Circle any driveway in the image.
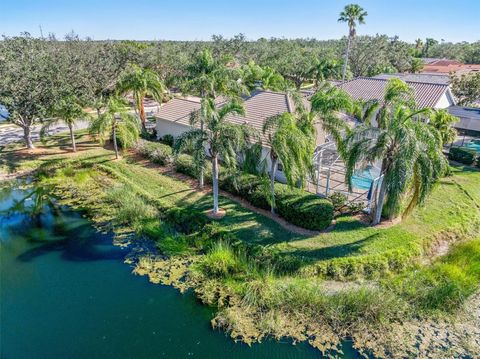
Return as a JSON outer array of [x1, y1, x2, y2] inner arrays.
[[0, 120, 90, 146]]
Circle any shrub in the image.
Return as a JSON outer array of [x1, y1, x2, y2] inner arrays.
[[135, 139, 173, 165], [448, 146, 477, 165], [219, 172, 262, 198], [247, 183, 333, 230], [276, 188, 334, 231], [161, 134, 174, 147], [328, 192, 348, 212], [173, 154, 214, 183]]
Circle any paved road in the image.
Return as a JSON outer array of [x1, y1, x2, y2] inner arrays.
[[0, 120, 90, 146]]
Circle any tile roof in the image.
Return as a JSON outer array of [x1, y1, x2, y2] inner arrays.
[[447, 106, 480, 132], [372, 73, 450, 85], [154, 90, 295, 143], [337, 77, 450, 108]]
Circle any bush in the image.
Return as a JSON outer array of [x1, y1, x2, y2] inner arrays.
[[448, 146, 477, 165], [135, 139, 173, 165], [173, 154, 214, 183], [219, 172, 262, 198], [161, 134, 174, 147], [248, 183, 333, 230]]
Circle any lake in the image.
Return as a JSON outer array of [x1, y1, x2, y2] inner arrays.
[[0, 180, 362, 359]]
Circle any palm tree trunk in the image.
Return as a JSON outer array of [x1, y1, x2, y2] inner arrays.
[[212, 155, 219, 214], [341, 34, 352, 82], [199, 120, 205, 189], [139, 98, 146, 132], [68, 123, 77, 152], [373, 175, 386, 225], [23, 125, 34, 149], [270, 157, 278, 214], [112, 122, 119, 160]]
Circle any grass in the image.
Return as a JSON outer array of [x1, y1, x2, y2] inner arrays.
[[3, 132, 480, 356], [3, 132, 480, 279]]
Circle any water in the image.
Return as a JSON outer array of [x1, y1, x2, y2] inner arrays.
[[464, 139, 480, 153], [351, 166, 380, 191], [0, 181, 362, 359]]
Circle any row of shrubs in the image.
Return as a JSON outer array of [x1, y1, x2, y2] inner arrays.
[[135, 139, 334, 230], [448, 146, 480, 168], [172, 150, 334, 231]]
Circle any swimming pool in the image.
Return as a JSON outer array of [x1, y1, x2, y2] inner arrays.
[[464, 139, 480, 153], [351, 166, 380, 191]]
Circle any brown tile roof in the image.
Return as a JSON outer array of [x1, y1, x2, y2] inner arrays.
[[154, 90, 295, 143], [337, 77, 450, 108]]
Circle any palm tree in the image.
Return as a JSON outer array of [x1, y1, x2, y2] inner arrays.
[[89, 97, 140, 159], [309, 58, 342, 86], [338, 4, 368, 82], [41, 95, 85, 152], [262, 110, 315, 214], [414, 38, 424, 50], [409, 58, 424, 73], [429, 109, 458, 146], [309, 83, 355, 153], [174, 98, 251, 215], [117, 64, 167, 132], [352, 78, 415, 128], [344, 95, 446, 225], [183, 48, 247, 189]]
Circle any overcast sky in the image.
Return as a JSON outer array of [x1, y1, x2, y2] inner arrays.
[[3, 0, 479, 43]]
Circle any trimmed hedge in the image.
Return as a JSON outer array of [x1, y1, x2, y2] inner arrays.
[[219, 173, 262, 198], [135, 139, 173, 165], [174, 154, 213, 182], [248, 183, 333, 231], [172, 154, 334, 231], [449, 146, 477, 165]]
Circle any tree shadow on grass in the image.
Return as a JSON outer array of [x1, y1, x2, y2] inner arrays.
[[288, 233, 382, 261]]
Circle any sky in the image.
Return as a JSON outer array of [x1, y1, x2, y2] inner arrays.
[[2, 0, 479, 43]]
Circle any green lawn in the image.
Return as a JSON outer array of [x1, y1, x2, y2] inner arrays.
[[2, 132, 480, 278]]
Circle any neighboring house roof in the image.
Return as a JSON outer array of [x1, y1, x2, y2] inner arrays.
[[448, 106, 480, 132], [337, 77, 452, 108], [372, 73, 450, 85], [154, 90, 295, 143], [422, 62, 480, 75]]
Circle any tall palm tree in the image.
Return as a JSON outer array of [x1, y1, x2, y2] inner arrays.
[[117, 64, 167, 132], [89, 97, 140, 159], [183, 48, 247, 189], [41, 95, 85, 152], [174, 98, 251, 215], [344, 103, 446, 225], [409, 58, 424, 73], [338, 4, 368, 82], [262, 111, 315, 214], [429, 109, 458, 146]]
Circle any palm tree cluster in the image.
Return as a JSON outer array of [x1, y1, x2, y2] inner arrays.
[[343, 79, 448, 224]]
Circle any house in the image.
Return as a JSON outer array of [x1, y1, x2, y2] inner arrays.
[[372, 73, 450, 85], [154, 90, 328, 182], [420, 59, 480, 75], [447, 106, 480, 137], [336, 77, 455, 109]]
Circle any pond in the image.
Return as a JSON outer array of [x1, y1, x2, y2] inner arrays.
[[0, 180, 363, 359]]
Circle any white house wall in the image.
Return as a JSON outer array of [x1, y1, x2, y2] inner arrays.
[[156, 118, 190, 139], [434, 91, 455, 109]]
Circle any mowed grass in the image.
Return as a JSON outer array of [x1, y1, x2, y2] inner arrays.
[[4, 132, 480, 274], [277, 166, 480, 262]]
